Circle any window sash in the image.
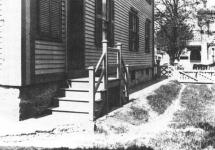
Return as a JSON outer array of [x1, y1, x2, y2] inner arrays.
[[145, 19, 151, 53], [129, 9, 139, 52]]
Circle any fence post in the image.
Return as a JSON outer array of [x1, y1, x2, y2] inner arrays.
[[88, 66, 95, 122], [156, 60, 161, 78]]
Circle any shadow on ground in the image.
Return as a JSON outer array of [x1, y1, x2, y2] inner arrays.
[[0, 146, 154, 150], [129, 78, 166, 95], [197, 122, 215, 149]]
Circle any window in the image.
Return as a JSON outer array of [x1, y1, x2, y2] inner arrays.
[[129, 8, 139, 52], [180, 56, 189, 60], [145, 19, 151, 53], [38, 0, 62, 41], [95, 0, 114, 47], [146, 0, 151, 5]]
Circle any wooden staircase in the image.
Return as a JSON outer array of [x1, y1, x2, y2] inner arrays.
[[50, 41, 129, 122], [52, 77, 119, 117]]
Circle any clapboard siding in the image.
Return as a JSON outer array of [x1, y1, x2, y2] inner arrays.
[[34, 0, 66, 75], [84, 0, 153, 67]]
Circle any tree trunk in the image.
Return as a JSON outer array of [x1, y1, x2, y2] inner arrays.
[[169, 56, 175, 66]]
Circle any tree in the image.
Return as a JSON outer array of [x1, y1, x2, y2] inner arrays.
[[155, 0, 203, 65]]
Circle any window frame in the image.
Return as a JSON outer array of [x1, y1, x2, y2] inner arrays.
[[37, 0, 62, 42], [129, 8, 139, 52], [145, 18, 151, 53]]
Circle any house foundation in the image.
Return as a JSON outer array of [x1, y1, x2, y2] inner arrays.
[[0, 81, 64, 122], [129, 67, 154, 87], [0, 87, 20, 122]]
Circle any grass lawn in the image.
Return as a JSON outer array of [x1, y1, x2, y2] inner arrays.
[[147, 80, 182, 114], [150, 84, 215, 150]]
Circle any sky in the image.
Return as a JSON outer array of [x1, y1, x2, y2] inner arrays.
[[206, 0, 215, 8]]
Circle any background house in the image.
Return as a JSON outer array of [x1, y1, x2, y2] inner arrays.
[[183, 0, 215, 69], [0, 0, 154, 122]]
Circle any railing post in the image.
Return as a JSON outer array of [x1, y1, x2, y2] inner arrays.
[[125, 64, 130, 101], [102, 40, 109, 113], [116, 43, 122, 80], [116, 43, 122, 105], [88, 66, 95, 122]]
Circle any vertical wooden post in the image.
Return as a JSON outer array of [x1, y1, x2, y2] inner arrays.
[[102, 40, 109, 113], [101, 0, 108, 112], [125, 64, 130, 102], [88, 66, 95, 122], [116, 43, 122, 105], [102, 0, 107, 41], [116, 43, 122, 79]]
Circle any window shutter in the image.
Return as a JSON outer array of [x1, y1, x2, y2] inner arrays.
[[39, 0, 50, 37], [38, 0, 62, 41], [95, 0, 103, 47], [50, 0, 62, 40], [136, 15, 139, 51], [145, 20, 148, 52], [145, 19, 151, 53], [129, 11, 133, 51]]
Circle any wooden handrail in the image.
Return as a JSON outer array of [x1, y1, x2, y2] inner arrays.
[[95, 69, 105, 92], [88, 42, 130, 121], [107, 47, 119, 52], [121, 73, 127, 85], [95, 52, 105, 73], [122, 60, 129, 80]]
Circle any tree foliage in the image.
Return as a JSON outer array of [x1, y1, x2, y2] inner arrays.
[[155, 0, 204, 65]]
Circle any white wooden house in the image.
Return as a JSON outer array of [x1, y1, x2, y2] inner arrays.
[[0, 0, 154, 122]]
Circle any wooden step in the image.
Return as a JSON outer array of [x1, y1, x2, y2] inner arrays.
[[68, 77, 118, 82], [58, 101, 90, 112], [56, 97, 103, 103], [62, 85, 104, 92], [56, 97, 89, 103], [64, 89, 102, 100], [51, 106, 89, 114]]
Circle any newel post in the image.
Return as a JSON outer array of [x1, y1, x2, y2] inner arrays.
[[88, 66, 95, 122], [116, 43, 122, 106], [116, 43, 122, 80], [102, 40, 109, 113]]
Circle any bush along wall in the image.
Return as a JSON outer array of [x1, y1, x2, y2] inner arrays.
[[147, 80, 182, 114]]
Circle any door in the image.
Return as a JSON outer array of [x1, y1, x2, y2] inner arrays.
[[67, 0, 85, 74]]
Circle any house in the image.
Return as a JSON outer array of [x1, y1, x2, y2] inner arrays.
[[184, 0, 215, 69], [0, 0, 154, 122], [154, 47, 170, 66]]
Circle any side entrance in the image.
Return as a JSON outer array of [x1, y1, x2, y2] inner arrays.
[[66, 0, 86, 78]]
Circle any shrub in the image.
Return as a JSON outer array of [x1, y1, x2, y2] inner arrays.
[[147, 80, 182, 114]]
